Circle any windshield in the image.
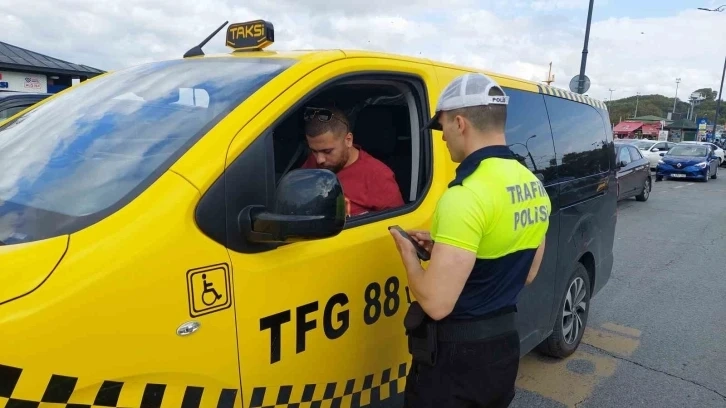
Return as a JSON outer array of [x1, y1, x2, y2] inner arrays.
[[0, 57, 294, 245], [667, 145, 709, 157], [631, 140, 655, 149]]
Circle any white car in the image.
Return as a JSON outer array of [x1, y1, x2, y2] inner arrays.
[[628, 140, 678, 170], [678, 141, 725, 166]]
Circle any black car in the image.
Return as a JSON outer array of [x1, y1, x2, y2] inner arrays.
[[0, 91, 51, 121], [615, 142, 651, 201]]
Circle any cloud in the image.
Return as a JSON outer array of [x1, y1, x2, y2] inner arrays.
[[1, 0, 725, 102]]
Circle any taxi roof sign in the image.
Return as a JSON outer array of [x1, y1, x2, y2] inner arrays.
[[226, 20, 275, 51]]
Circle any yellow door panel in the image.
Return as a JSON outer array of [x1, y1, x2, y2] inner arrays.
[[0, 171, 241, 408], [222, 58, 449, 407], [0, 235, 68, 304]]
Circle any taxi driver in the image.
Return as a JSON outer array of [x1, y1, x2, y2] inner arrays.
[[299, 106, 404, 217]]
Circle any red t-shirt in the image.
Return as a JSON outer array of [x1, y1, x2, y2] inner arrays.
[[301, 148, 405, 217]]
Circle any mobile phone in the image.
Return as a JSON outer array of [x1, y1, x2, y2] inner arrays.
[[388, 225, 431, 261]]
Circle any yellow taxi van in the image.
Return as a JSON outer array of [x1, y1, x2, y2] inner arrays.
[[0, 20, 616, 408]]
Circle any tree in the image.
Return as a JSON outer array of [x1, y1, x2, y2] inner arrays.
[[693, 88, 718, 100], [605, 92, 725, 126]]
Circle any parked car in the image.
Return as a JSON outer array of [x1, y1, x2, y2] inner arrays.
[[678, 141, 725, 166], [626, 139, 678, 170], [0, 91, 51, 121], [615, 143, 651, 201], [656, 143, 719, 182]]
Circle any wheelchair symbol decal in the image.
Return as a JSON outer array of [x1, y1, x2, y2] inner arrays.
[[186, 263, 232, 317], [201, 273, 223, 306]]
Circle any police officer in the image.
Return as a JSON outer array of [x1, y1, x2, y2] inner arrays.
[[389, 72, 551, 408]]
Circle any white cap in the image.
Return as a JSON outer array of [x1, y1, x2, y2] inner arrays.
[[425, 72, 509, 131]]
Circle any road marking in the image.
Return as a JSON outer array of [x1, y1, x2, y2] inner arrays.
[[582, 327, 640, 357], [674, 185, 683, 189], [687, 183, 694, 186], [516, 349, 617, 408], [516, 322, 642, 407], [600, 322, 642, 338]]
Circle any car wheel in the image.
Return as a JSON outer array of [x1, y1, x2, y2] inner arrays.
[[656, 175, 663, 182], [636, 177, 650, 201], [712, 165, 718, 179], [537, 264, 591, 358]]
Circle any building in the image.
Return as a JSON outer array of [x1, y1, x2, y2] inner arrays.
[[613, 114, 673, 140], [664, 119, 698, 142], [630, 115, 671, 125], [0, 41, 104, 94], [613, 121, 663, 139]]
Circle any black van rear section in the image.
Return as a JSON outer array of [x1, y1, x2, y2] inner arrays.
[[544, 95, 616, 303], [504, 85, 616, 356]]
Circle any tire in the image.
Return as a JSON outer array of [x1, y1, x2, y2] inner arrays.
[[537, 264, 591, 358], [635, 177, 650, 201], [711, 165, 718, 179], [655, 175, 663, 182]]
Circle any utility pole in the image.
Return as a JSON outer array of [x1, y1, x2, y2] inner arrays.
[[672, 78, 681, 113], [697, 6, 726, 136], [713, 56, 725, 136], [577, 0, 595, 94], [634, 92, 640, 118]]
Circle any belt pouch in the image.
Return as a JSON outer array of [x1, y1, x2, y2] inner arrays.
[[404, 302, 437, 367]]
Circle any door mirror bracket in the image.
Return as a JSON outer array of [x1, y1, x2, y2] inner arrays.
[[239, 169, 346, 244]]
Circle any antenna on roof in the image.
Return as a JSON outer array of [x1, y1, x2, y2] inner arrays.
[[183, 21, 229, 58], [544, 62, 555, 85]]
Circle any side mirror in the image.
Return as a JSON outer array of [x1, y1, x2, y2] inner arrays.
[[239, 169, 346, 244], [659, 152, 665, 157]]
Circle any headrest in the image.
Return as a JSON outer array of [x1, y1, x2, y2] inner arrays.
[[353, 106, 398, 156]]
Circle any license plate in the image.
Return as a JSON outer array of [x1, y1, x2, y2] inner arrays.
[[671, 174, 686, 178]]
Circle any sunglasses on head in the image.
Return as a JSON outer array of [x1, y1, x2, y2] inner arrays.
[[304, 107, 335, 122], [303, 107, 349, 131]]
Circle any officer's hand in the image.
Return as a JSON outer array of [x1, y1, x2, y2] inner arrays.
[[408, 230, 434, 253], [389, 229, 417, 261]]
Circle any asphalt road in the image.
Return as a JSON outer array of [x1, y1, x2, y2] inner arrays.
[[511, 174, 726, 408]]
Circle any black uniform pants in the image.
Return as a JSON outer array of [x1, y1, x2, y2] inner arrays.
[[403, 330, 520, 408]]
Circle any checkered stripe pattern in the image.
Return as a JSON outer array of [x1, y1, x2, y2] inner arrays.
[[0, 364, 238, 408], [537, 84, 608, 110], [247, 363, 409, 408]]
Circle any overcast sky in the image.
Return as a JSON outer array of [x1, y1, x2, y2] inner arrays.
[[2, 0, 726, 101]]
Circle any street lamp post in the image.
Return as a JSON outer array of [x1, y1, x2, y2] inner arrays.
[[509, 135, 538, 172], [673, 78, 681, 113], [577, 0, 595, 94], [698, 5, 726, 11], [713, 57, 726, 137], [698, 5, 726, 136], [634, 92, 640, 117]]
